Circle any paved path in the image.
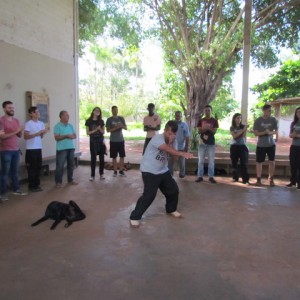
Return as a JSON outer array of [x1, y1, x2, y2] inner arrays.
[[1, 165, 300, 299]]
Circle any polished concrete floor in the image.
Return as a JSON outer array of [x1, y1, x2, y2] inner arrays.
[[1, 166, 300, 300]]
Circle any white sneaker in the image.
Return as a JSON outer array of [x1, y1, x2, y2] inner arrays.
[[1, 194, 8, 201], [89, 177, 95, 181], [100, 175, 105, 180], [12, 190, 28, 196], [130, 220, 140, 227]]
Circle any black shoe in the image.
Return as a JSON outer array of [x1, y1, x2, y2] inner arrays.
[[119, 170, 127, 177], [242, 180, 251, 185], [209, 177, 217, 184], [195, 177, 203, 183], [30, 187, 43, 192], [286, 182, 295, 187]]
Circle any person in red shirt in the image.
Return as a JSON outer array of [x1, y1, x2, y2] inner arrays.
[[195, 105, 219, 184], [0, 101, 26, 201]]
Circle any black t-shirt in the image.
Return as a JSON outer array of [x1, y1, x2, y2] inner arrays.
[[85, 119, 105, 143]]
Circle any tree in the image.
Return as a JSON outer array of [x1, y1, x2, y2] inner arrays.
[[141, 0, 300, 127], [79, 0, 142, 55], [252, 58, 300, 104], [159, 63, 238, 122]]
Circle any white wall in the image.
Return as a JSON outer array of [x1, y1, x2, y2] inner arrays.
[[0, 0, 74, 64], [0, 0, 78, 162], [0, 42, 78, 158]]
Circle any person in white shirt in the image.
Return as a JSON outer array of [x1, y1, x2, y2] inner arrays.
[[142, 103, 161, 154], [24, 106, 48, 192], [129, 121, 194, 228]]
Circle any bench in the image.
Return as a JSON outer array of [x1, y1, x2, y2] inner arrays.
[[186, 152, 290, 177], [41, 151, 81, 175]]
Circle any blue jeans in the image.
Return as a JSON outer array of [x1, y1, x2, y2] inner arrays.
[[197, 144, 215, 177], [168, 152, 186, 177], [55, 149, 75, 184], [0, 150, 20, 194]]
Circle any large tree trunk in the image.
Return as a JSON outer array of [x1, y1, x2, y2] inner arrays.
[[187, 67, 224, 128]]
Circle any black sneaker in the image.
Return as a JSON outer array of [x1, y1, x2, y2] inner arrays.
[[119, 171, 126, 177], [195, 177, 203, 183], [209, 177, 217, 184], [113, 171, 117, 177], [30, 187, 43, 192], [286, 182, 294, 187]]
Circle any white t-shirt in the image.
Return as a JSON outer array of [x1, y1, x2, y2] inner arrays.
[[140, 133, 171, 174], [24, 120, 45, 149]]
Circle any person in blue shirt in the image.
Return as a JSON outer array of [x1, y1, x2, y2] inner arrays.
[[168, 111, 190, 178], [53, 110, 78, 188]]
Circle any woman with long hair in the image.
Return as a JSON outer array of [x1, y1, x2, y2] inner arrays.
[[85, 107, 106, 181], [230, 113, 250, 184], [286, 107, 300, 189]]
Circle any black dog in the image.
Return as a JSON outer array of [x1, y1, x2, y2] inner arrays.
[[31, 200, 86, 230]]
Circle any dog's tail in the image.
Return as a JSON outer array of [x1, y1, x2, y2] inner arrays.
[[31, 216, 49, 227]]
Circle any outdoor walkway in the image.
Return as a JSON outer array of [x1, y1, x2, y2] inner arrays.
[[1, 164, 300, 299]]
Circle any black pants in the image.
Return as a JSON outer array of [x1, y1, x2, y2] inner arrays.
[[230, 144, 249, 182], [130, 171, 179, 220], [25, 149, 42, 189], [289, 145, 300, 185], [90, 141, 105, 177]]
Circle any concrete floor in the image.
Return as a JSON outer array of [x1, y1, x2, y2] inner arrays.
[[1, 166, 300, 300]]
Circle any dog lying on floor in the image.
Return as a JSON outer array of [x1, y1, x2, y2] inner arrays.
[[31, 200, 86, 230]]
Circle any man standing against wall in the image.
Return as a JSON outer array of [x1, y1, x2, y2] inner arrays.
[[143, 103, 161, 154], [106, 106, 127, 177], [195, 105, 219, 184], [0, 101, 26, 201], [53, 110, 78, 188], [168, 111, 190, 178], [24, 106, 48, 192], [253, 104, 278, 186]]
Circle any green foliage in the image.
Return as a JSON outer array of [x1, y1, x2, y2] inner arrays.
[[159, 63, 239, 123], [251, 1, 300, 67], [251, 57, 300, 120], [79, 0, 300, 131], [79, 0, 142, 55], [252, 58, 300, 104], [79, 99, 97, 129], [210, 81, 239, 121], [189, 128, 199, 152]]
